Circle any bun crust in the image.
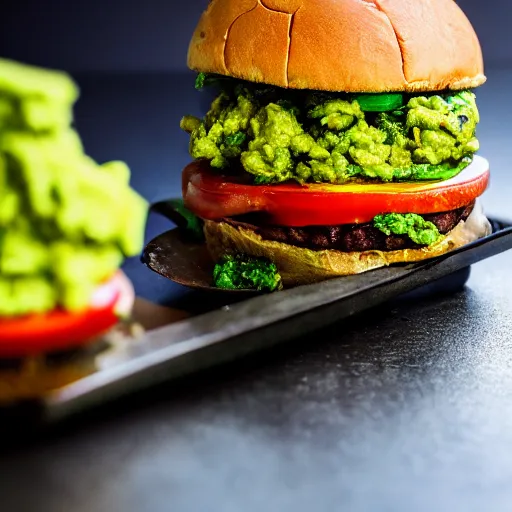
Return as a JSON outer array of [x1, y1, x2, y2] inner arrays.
[[203, 204, 492, 285], [188, 0, 485, 93]]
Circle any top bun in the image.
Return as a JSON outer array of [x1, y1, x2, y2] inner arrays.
[[187, 0, 486, 93]]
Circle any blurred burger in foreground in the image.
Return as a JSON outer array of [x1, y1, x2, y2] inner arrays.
[[180, 0, 492, 289], [0, 58, 147, 402]]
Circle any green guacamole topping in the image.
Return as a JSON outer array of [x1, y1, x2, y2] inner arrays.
[[0, 58, 148, 317], [373, 213, 443, 246], [213, 254, 282, 292], [182, 76, 479, 184]]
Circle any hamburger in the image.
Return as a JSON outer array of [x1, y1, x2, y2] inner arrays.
[[0, 58, 147, 402], [180, 0, 492, 287]]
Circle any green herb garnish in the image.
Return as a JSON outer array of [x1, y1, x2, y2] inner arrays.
[[213, 254, 283, 292], [195, 72, 207, 90], [374, 213, 443, 246]]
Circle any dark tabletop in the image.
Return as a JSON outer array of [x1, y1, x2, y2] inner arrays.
[[1, 69, 512, 512]]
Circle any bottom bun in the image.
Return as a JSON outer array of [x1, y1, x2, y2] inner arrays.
[[204, 202, 492, 286]]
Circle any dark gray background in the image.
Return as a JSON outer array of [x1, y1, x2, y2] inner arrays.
[[2, 3, 512, 512], [2, 0, 510, 72]]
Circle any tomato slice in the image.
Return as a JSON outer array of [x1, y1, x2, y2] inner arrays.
[[183, 157, 490, 227], [0, 271, 133, 358]]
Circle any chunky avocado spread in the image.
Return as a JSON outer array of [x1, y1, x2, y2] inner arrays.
[[373, 213, 443, 246], [0, 59, 148, 317], [181, 74, 479, 184]]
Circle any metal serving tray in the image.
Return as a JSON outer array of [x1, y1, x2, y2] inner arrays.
[[1, 217, 511, 427]]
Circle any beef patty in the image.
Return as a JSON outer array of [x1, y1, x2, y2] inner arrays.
[[224, 202, 475, 252]]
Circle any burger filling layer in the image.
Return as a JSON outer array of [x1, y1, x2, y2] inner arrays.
[[181, 74, 480, 185], [223, 203, 474, 252]]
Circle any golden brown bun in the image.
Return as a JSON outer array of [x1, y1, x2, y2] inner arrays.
[[188, 0, 485, 93], [203, 203, 492, 286]]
